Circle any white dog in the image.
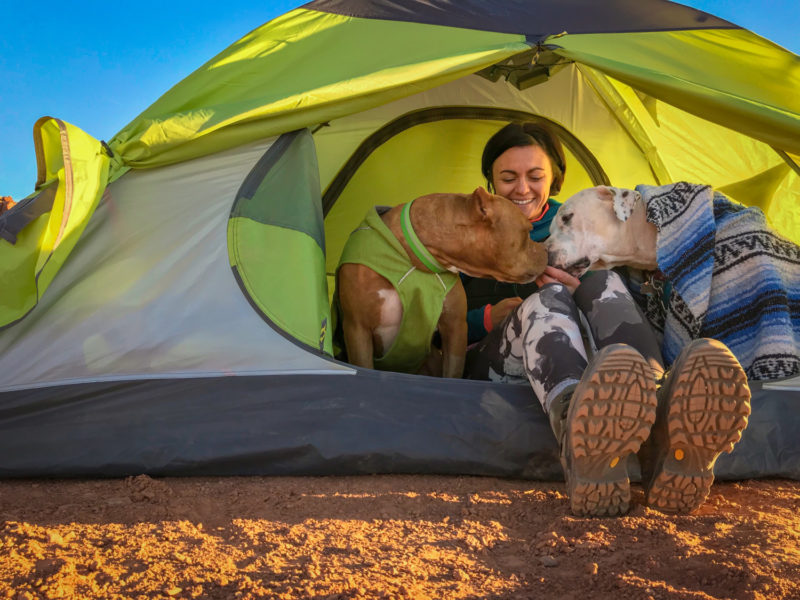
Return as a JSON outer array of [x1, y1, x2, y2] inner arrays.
[[544, 182, 800, 382], [544, 185, 657, 277]]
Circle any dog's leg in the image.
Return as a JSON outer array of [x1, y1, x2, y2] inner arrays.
[[437, 280, 468, 378], [417, 348, 443, 377], [337, 263, 398, 370], [342, 320, 375, 370]]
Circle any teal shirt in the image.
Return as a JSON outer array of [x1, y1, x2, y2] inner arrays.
[[528, 198, 561, 241]]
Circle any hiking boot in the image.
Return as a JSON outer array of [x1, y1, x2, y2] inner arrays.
[[555, 344, 658, 517], [641, 338, 751, 514]]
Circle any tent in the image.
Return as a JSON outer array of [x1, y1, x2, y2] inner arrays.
[[1, 0, 799, 478]]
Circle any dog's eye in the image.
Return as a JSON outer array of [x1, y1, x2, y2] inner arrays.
[[561, 213, 573, 226]]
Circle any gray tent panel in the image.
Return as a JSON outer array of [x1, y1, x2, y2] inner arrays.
[[307, 0, 737, 37], [0, 371, 796, 480]]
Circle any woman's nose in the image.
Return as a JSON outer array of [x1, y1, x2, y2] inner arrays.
[[515, 179, 530, 194]]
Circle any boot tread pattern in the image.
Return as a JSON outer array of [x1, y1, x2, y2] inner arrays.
[[567, 346, 657, 517], [646, 341, 751, 514]]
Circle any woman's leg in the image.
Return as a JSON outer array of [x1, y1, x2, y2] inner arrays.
[[464, 283, 588, 412], [464, 281, 659, 517], [574, 270, 665, 380], [575, 271, 752, 515]]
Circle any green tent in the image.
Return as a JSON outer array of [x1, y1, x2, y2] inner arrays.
[[0, 0, 798, 478]]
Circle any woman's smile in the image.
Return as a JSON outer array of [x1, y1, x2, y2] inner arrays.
[[491, 145, 554, 220]]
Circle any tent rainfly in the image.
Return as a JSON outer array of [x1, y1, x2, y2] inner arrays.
[[1, 0, 799, 479]]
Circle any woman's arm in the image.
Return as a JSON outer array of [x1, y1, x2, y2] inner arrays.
[[466, 297, 523, 343]]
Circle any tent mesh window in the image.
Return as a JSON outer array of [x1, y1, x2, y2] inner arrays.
[[228, 129, 332, 354]]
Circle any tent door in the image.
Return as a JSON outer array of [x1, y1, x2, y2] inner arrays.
[[227, 129, 332, 355]]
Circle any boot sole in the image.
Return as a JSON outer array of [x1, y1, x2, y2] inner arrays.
[[566, 345, 657, 517], [645, 339, 751, 514]]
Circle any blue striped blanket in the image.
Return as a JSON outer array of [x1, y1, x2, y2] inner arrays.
[[634, 182, 800, 381]]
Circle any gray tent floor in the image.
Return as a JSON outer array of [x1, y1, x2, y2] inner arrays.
[[0, 370, 797, 479]]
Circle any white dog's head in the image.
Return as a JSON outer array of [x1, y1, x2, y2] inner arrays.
[[545, 185, 648, 277]]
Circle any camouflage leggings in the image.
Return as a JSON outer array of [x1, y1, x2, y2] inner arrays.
[[463, 270, 664, 412]]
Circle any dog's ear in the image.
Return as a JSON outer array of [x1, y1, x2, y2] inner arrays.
[[472, 187, 495, 222], [609, 187, 641, 222]]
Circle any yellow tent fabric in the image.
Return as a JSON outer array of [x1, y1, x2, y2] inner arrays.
[[0, 118, 109, 328]]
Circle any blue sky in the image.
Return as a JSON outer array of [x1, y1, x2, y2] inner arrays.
[[1, 1, 798, 200]]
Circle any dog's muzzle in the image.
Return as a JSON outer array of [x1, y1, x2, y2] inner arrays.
[[564, 257, 591, 278]]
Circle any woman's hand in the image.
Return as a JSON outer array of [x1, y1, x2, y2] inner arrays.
[[535, 266, 581, 294], [491, 297, 523, 328]]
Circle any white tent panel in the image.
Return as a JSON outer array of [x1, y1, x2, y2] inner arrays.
[[0, 138, 351, 392]]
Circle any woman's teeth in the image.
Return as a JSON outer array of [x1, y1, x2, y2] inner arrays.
[[512, 198, 534, 205]]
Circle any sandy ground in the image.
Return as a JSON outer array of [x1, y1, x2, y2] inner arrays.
[[1, 474, 799, 600]]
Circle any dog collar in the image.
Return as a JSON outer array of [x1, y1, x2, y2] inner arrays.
[[641, 270, 672, 309], [400, 200, 448, 274]]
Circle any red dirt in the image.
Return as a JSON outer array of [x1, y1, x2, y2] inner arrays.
[[0, 196, 15, 215], [1, 475, 799, 599]]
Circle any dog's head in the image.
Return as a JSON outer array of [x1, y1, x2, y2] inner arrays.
[[458, 187, 549, 283], [544, 186, 642, 277]]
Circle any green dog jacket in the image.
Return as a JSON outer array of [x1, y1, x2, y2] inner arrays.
[[334, 206, 459, 373]]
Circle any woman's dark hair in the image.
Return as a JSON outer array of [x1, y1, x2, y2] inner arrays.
[[481, 122, 566, 195]]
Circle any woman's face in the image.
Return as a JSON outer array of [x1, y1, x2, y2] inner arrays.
[[491, 144, 554, 220]]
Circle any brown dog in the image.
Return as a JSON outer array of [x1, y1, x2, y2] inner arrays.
[[335, 187, 547, 377]]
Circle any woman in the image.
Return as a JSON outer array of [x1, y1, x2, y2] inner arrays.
[[464, 122, 750, 518]]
